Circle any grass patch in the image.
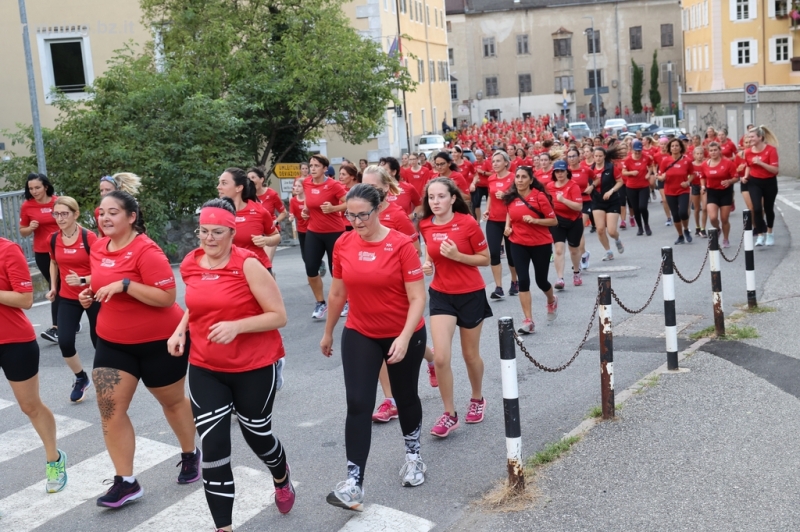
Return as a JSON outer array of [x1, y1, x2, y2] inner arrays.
[[526, 436, 582, 469], [689, 324, 759, 340], [585, 404, 623, 419], [690, 325, 716, 340], [634, 374, 660, 394], [744, 305, 777, 314]]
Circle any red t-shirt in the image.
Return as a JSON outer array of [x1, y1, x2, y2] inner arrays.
[[379, 202, 418, 240], [437, 171, 470, 195], [290, 196, 308, 233], [303, 176, 347, 233], [90, 234, 184, 344], [622, 155, 653, 189], [457, 159, 475, 183], [506, 190, 556, 247], [475, 160, 493, 187], [719, 139, 737, 159], [546, 181, 583, 221], [535, 169, 552, 185], [387, 181, 421, 215], [744, 145, 779, 179], [0, 238, 36, 344], [257, 188, 286, 216], [701, 158, 737, 190], [402, 167, 433, 196], [423, 161, 434, 172], [181, 246, 285, 373], [332, 229, 424, 338], [419, 212, 487, 295], [733, 154, 747, 178], [658, 156, 692, 196], [234, 201, 277, 270], [49, 229, 98, 300], [19, 196, 59, 253], [570, 165, 592, 201], [487, 172, 514, 222]]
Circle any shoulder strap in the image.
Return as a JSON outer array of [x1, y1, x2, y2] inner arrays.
[[50, 232, 58, 257], [82, 228, 91, 256], [517, 193, 545, 219]]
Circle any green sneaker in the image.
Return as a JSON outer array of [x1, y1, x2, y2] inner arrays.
[[46, 449, 67, 493]]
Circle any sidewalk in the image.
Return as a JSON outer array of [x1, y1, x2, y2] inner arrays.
[[448, 176, 800, 531]]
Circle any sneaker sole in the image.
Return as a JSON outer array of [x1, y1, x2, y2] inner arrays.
[[97, 487, 144, 508], [71, 382, 92, 403], [517, 328, 534, 335], [430, 420, 460, 438], [45, 450, 68, 493], [326, 492, 364, 512], [40, 334, 58, 343], [372, 414, 398, 423]]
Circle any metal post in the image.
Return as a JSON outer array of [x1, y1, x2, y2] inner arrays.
[[498, 317, 524, 492], [17, 0, 47, 175], [743, 209, 757, 309], [662, 247, 679, 370], [598, 276, 614, 420], [708, 229, 725, 337], [668, 62, 673, 116], [583, 16, 599, 129]]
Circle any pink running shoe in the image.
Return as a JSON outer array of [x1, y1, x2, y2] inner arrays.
[[427, 363, 438, 388], [619, 220, 627, 229], [274, 464, 296, 514], [465, 398, 486, 424], [517, 318, 535, 335], [629, 216, 636, 227], [573, 271, 583, 286], [372, 399, 398, 423], [547, 295, 558, 321], [430, 413, 460, 437]]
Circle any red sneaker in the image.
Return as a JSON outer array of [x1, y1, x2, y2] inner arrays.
[[430, 413, 460, 437], [465, 398, 486, 424], [427, 363, 438, 388], [372, 399, 398, 423], [274, 464, 295, 514]]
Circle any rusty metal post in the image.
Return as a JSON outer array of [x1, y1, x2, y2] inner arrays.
[[662, 247, 679, 370], [708, 229, 726, 337], [743, 209, 757, 309], [598, 276, 614, 420], [498, 317, 524, 491]]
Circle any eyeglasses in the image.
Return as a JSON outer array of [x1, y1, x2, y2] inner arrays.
[[195, 228, 230, 240], [434, 162, 447, 167], [52, 212, 72, 219], [344, 208, 376, 222]]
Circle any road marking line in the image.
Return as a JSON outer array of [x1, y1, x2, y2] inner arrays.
[[338, 504, 435, 532], [777, 195, 800, 213], [0, 414, 91, 464], [0, 437, 180, 531], [130, 466, 297, 531], [0, 398, 13, 411], [31, 300, 50, 307]]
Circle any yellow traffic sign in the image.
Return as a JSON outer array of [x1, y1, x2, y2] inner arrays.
[[273, 163, 302, 179]]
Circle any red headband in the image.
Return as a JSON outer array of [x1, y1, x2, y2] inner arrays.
[[199, 207, 236, 229]]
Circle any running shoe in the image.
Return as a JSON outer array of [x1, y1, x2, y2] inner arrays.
[[550, 253, 554, 263], [722, 238, 730, 248], [430, 413, 460, 438], [465, 398, 486, 424], [580, 251, 591, 270], [636, 228, 644, 236], [573, 271, 583, 286], [547, 295, 558, 321], [500, 245, 506, 258], [176, 447, 202, 484], [41, 327, 58, 343], [399, 455, 427, 487], [554, 278, 565, 290], [629, 216, 636, 227], [319, 262, 327, 278], [312, 301, 328, 320], [427, 363, 438, 388], [665, 218, 673, 227], [508, 281, 519, 296], [674, 235, 685, 245], [700, 229, 708, 238], [517, 318, 535, 335], [695, 227, 702, 236], [755, 234, 765, 247], [615, 239, 625, 254], [45, 449, 67, 493], [97, 476, 143, 508], [276, 357, 285, 391], [372, 399, 398, 423], [590, 226, 597, 233], [602, 251, 614, 261], [684, 229, 693, 243], [70, 374, 92, 403], [326, 477, 364, 512], [619, 220, 627, 229], [340, 301, 349, 318], [490, 286, 505, 300], [274, 464, 296, 514], [766, 233, 775, 246], [645, 225, 652, 236]]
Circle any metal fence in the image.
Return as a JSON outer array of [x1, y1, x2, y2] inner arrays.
[[0, 190, 34, 263]]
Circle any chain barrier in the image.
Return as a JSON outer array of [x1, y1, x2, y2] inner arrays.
[[610, 259, 664, 314], [719, 231, 745, 263], [673, 239, 710, 284], [512, 290, 601, 372]]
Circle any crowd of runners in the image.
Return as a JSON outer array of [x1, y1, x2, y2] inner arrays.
[[0, 114, 781, 530]]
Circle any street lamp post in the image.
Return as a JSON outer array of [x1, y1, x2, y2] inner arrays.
[[667, 61, 673, 117], [583, 16, 600, 131], [17, 0, 47, 174]]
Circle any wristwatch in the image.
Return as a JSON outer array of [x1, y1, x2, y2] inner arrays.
[[80, 277, 87, 286], [122, 278, 130, 293]]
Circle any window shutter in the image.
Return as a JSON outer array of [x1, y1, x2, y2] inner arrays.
[[704, 1, 709, 25], [686, 48, 692, 71], [730, 41, 738, 64], [751, 39, 758, 63], [769, 37, 776, 61], [749, 0, 758, 18], [768, 0, 775, 17], [729, 0, 737, 21]]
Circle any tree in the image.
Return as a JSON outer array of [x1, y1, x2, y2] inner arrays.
[[631, 59, 644, 114], [649, 50, 662, 113]]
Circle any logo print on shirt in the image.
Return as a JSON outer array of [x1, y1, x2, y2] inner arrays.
[[64, 249, 77, 255], [432, 232, 448, 242], [311, 189, 321, 195], [40, 208, 53, 214], [154, 277, 174, 287], [384, 242, 394, 252], [201, 273, 220, 281], [408, 268, 422, 276], [358, 251, 376, 262], [451, 224, 460, 231], [235, 216, 246, 222], [101, 258, 116, 268]]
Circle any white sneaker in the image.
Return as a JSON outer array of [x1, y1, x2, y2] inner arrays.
[[326, 477, 364, 511], [399, 454, 427, 487], [312, 302, 328, 319], [580, 251, 591, 270], [755, 234, 765, 247], [765, 233, 774, 246], [340, 301, 349, 318]]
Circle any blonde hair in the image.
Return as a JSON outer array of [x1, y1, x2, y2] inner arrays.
[[362, 165, 400, 196], [753, 125, 779, 147], [110, 172, 142, 195], [54, 196, 80, 214]]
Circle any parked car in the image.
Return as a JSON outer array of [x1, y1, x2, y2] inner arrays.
[[621, 123, 660, 138], [461, 148, 477, 163], [653, 127, 685, 138], [603, 119, 628, 136], [416, 134, 445, 157], [568, 122, 593, 140]]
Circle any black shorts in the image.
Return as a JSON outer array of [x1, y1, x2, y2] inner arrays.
[[706, 187, 734, 207], [94, 335, 189, 388], [581, 201, 593, 216], [740, 180, 749, 193], [592, 200, 621, 214], [656, 179, 665, 190], [429, 287, 493, 329], [550, 216, 584, 247], [471, 186, 489, 208], [0, 340, 39, 382], [690, 184, 702, 196]]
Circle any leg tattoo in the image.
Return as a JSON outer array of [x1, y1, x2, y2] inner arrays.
[[94, 368, 121, 434]]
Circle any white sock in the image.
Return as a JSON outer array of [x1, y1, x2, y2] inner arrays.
[[122, 475, 136, 483], [388, 398, 396, 407]]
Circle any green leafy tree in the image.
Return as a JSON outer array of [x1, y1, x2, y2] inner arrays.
[[649, 50, 661, 113], [631, 59, 644, 114]]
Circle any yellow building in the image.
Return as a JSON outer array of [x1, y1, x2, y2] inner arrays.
[[682, 0, 800, 92]]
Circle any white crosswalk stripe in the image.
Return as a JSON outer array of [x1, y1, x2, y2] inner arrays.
[[0, 398, 13, 411], [0, 437, 180, 531], [0, 414, 92, 464], [338, 504, 436, 531]]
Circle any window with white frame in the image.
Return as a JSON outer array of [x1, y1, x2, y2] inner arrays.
[[518, 74, 532, 93], [661, 24, 674, 47], [426, 5, 430, 25], [703, 1, 709, 25], [704, 44, 709, 69], [737, 0, 749, 19], [483, 37, 496, 57], [451, 82, 458, 100], [517, 34, 530, 55], [770, 36, 791, 62], [692, 47, 698, 73], [588, 69, 602, 88], [418, 59, 425, 82], [770, 0, 789, 16], [685, 47, 692, 71], [434, 8, 438, 26], [731, 0, 757, 20], [660, 62, 671, 82], [449, 48, 454, 65], [36, 28, 94, 104], [555, 75, 574, 92], [429, 60, 435, 82], [731, 39, 758, 64], [485, 76, 499, 96]]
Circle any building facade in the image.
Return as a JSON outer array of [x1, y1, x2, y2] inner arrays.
[[445, 0, 684, 124]]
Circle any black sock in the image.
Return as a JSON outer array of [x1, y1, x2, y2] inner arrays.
[[75, 370, 87, 380], [274, 475, 290, 488], [181, 448, 197, 459]]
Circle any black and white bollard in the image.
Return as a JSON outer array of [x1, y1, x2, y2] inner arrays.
[[708, 229, 725, 337], [662, 247, 679, 370], [498, 317, 524, 491], [598, 276, 614, 420], [743, 209, 757, 309]]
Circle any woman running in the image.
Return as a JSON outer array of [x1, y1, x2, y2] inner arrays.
[[302, 155, 347, 319], [743, 126, 780, 246], [701, 142, 739, 248], [482, 150, 519, 299], [589, 146, 626, 261], [339, 163, 362, 234], [546, 161, 584, 289], [432, 151, 470, 196], [567, 147, 593, 268], [453, 146, 475, 187], [247, 167, 288, 263], [657, 138, 695, 245], [469, 149, 491, 220], [503, 166, 558, 334], [80, 191, 199, 508], [47, 197, 99, 402], [169, 198, 294, 531], [96, 173, 142, 237], [19, 173, 59, 343], [289, 177, 309, 264], [420, 177, 491, 437], [321, 184, 428, 510], [653, 138, 674, 225], [381, 157, 422, 218], [718, 128, 738, 159], [690, 146, 708, 237], [402, 153, 433, 199], [1, 236, 68, 493], [622, 140, 654, 236]]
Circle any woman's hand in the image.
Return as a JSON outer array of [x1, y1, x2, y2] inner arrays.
[[469, 183, 476, 193], [93, 281, 124, 303], [422, 260, 434, 276], [251, 235, 271, 248], [301, 208, 310, 220], [522, 215, 535, 224], [320, 202, 335, 214], [78, 288, 94, 309], [439, 239, 460, 261], [481, 211, 489, 221], [45, 288, 56, 302], [657, 174, 666, 182], [504, 226, 513, 236], [495, 190, 504, 200], [28, 220, 40, 230], [387, 334, 410, 364], [603, 191, 613, 200], [208, 321, 241, 345], [320, 332, 334, 357], [167, 330, 186, 357], [64, 269, 81, 286], [556, 192, 566, 203]]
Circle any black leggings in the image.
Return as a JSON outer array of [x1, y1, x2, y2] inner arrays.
[[188, 363, 287, 529], [626, 186, 651, 228], [666, 194, 690, 223], [748, 177, 778, 235], [57, 297, 99, 359], [304, 230, 342, 278], [510, 242, 552, 293], [34, 252, 59, 326], [340, 326, 426, 486], [485, 220, 515, 268], [297, 231, 307, 265]]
